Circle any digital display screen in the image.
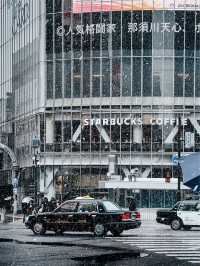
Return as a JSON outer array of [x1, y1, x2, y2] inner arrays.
[[72, 0, 200, 13]]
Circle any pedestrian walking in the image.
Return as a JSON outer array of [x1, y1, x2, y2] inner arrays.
[[128, 196, 137, 211], [39, 197, 49, 212], [48, 197, 57, 211]]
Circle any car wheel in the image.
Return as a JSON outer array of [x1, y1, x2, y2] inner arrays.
[[32, 223, 46, 235], [183, 225, 192, 231], [110, 228, 123, 237], [171, 219, 182, 230], [94, 223, 106, 237]]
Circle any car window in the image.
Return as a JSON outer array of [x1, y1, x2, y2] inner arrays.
[[77, 202, 97, 213], [98, 203, 106, 213], [57, 202, 77, 212], [179, 203, 197, 211], [102, 201, 121, 212], [171, 202, 180, 211]]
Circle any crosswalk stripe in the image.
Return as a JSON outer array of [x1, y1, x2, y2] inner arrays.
[[167, 254, 200, 256], [177, 257, 200, 259], [156, 251, 200, 254], [112, 235, 200, 264]]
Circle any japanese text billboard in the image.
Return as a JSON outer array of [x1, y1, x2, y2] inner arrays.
[[72, 0, 200, 13]]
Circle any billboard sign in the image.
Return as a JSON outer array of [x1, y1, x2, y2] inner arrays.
[[72, 0, 200, 13], [179, 153, 200, 192]]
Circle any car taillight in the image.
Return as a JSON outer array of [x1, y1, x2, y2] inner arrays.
[[121, 212, 131, 221], [135, 211, 141, 220]]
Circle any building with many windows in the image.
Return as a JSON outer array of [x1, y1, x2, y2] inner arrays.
[[1, 0, 200, 207]]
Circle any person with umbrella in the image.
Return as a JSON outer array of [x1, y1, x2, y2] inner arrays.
[[22, 197, 33, 222]]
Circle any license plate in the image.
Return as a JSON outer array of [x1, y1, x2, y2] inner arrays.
[[131, 213, 136, 219]]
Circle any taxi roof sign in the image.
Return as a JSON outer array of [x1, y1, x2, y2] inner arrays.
[[75, 195, 94, 200]]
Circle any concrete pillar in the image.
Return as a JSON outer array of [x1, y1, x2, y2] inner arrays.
[[133, 126, 142, 143], [108, 154, 117, 175], [46, 117, 54, 143]]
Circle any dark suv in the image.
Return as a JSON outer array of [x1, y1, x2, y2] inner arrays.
[[25, 199, 141, 236]]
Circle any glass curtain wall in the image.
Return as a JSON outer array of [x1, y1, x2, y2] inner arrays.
[[45, 0, 200, 195]]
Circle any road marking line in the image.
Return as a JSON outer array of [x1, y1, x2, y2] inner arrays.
[[143, 248, 199, 251], [167, 254, 200, 256], [177, 257, 200, 260], [156, 251, 200, 254]]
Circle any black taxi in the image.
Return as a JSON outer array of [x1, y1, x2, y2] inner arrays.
[[25, 197, 141, 236]]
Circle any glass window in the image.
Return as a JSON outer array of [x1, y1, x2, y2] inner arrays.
[[185, 11, 195, 57], [92, 12, 100, 56], [179, 203, 197, 211], [102, 12, 110, 57], [73, 59, 81, 98], [163, 57, 173, 96], [58, 201, 78, 212], [54, 13, 62, 58], [55, 0, 62, 13], [153, 58, 162, 96], [132, 57, 141, 96], [152, 11, 164, 57], [174, 11, 184, 57], [195, 59, 200, 97], [185, 58, 194, 97], [174, 57, 183, 96], [102, 58, 110, 97], [112, 58, 121, 97], [122, 58, 131, 96], [196, 12, 200, 58], [122, 11, 131, 56], [92, 59, 100, 97], [112, 12, 121, 57], [55, 61, 62, 98], [64, 60, 71, 98], [143, 57, 152, 96], [143, 11, 152, 56], [63, 12, 71, 59], [46, 0, 53, 13], [132, 11, 142, 56], [102, 201, 121, 212], [46, 14, 53, 59], [78, 202, 97, 213], [164, 11, 175, 57], [47, 61, 53, 99], [83, 59, 90, 97]]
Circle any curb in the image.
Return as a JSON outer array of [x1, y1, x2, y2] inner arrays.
[[0, 237, 140, 256]]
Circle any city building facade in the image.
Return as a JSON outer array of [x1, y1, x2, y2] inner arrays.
[[1, 0, 200, 207]]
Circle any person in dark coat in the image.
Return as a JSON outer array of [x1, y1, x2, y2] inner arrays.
[[48, 197, 57, 211], [128, 196, 137, 211], [39, 197, 49, 212]]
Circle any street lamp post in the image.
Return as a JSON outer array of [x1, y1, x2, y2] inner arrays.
[[177, 116, 182, 202], [32, 137, 40, 206]]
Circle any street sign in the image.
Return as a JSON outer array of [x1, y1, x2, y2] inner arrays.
[[185, 132, 194, 149], [172, 154, 184, 165]]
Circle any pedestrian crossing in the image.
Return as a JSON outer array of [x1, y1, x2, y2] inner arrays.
[[112, 235, 200, 264]]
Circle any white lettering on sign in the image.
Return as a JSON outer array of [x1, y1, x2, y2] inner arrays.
[[83, 117, 188, 126], [56, 22, 200, 37]]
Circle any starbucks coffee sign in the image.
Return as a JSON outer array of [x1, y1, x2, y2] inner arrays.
[[83, 117, 188, 126], [12, 0, 30, 34]]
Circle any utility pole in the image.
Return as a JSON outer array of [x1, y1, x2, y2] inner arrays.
[[32, 137, 40, 206], [177, 116, 182, 202]]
